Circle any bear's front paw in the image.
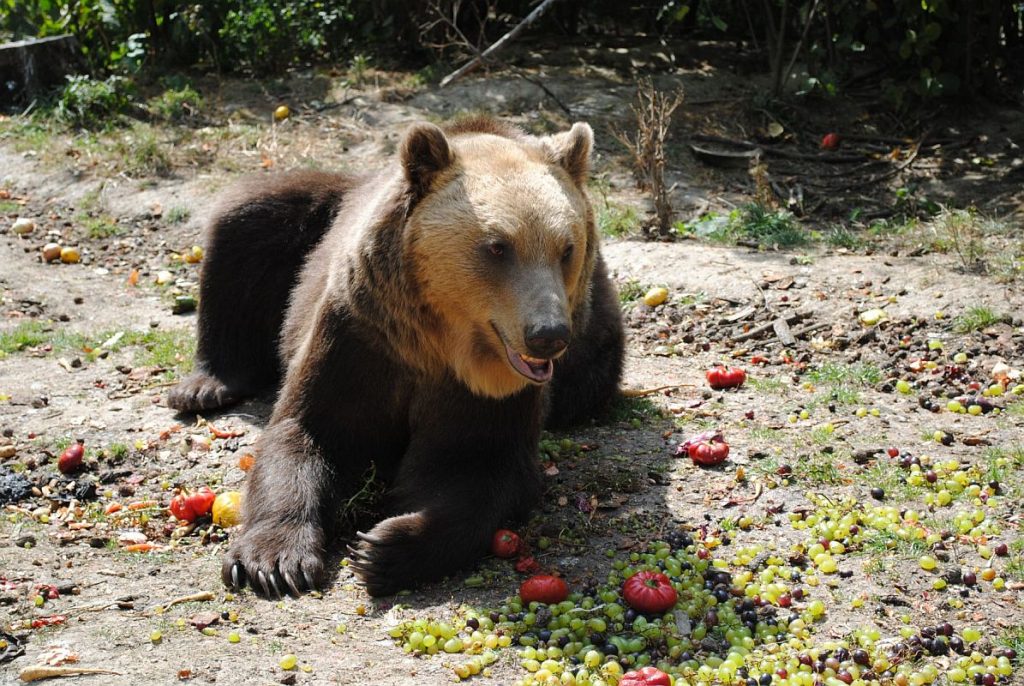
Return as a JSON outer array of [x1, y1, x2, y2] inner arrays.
[[348, 513, 437, 596], [167, 372, 240, 412], [222, 522, 325, 598]]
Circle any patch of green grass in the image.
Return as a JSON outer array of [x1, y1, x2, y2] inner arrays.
[[808, 386, 861, 409], [794, 453, 845, 485], [710, 204, 807, 248], [748, 426, 782, 442], [1006, 539, 1024, 581], [859, 460, 914, 499], [857, 528, 928, 558], [165, 206, 191, 224], [616, 279, 646, 304], [747, 376, 788, 394], [953, 306, 1004, 333], [0, 117, 57, 152], [0, 321, 49, 355], [809, 424, 836, 445], [118, 125, 171, 177], [825, 225, 867, 250], [0, 199, 20, 213], [598, 201, 641, 238], [807, 362, 882, 386], [107, 443, 130, 461], [81, 214, 122, 239], [997, 626, 1024, 666], [608, 396, 661, 426]]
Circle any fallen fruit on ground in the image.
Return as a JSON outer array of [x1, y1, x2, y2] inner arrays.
[[706, 365, 746, 390], [620, 666, 673, 686], [59, 246, 80, 264], [622, 570, 678, 614], [491, 529, 522, 558], [273, 105, 290, 121], [41, 243, 61, 262], [821, 132, 840, 150], [519, 575, 568, 604], [212, 491, 242, 527], [57, 442, 84, 474], [643, 287, 669, 307], [169, 486, 216, 523]]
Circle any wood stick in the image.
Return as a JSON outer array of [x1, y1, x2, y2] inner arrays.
[[732, 313, 805, 342], [19, 666, 122, 683], [773, 318, 797, 346], [621, 384, 696, 398], [440, 0, 564, 87]]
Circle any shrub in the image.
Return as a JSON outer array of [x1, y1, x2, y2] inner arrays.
[[55, 75, 134, 129]]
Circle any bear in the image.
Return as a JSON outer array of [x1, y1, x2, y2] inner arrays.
[[166, 116, 625, 597]]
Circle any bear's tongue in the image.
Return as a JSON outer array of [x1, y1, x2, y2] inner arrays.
[[505, 344, 554, 383]]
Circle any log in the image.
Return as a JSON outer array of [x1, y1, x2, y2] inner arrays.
[[0, 34, 81, 100], [440, 0, 564, 88]]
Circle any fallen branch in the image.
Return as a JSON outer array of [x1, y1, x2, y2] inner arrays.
[[149, 590, 215, 614], [621, 384, 696, 398], [19, 666, 122, 682], [732, 313, 806, 342], [440, 0, 563, 87]]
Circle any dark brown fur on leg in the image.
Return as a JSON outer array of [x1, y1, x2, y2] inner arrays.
[[166, 171, 352, 413], [351, 380, 543, 596], [545, 256, 624, 428]]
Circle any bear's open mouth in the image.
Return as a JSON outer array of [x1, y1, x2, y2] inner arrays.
[[492, 325, 554, 383]]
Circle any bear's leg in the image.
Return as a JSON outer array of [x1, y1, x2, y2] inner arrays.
[[221, 417, 330, 596], [545, 255, 625, 428], [223, 304, 410, 597], [167, 172, 347, 413], [350, 383, 544, 596]]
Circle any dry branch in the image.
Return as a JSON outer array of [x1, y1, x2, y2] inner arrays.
[[440, 0, 564, 87]]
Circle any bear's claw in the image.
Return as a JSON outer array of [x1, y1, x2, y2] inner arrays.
[[167, 372, 240, 412], [221, 523, 325, 598]]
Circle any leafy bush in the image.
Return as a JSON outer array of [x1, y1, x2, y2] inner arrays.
[[148, 85, 203, 122], [55, 75, 135, 129]]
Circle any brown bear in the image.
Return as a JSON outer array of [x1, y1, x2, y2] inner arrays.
[[167, 116, 624, 597]]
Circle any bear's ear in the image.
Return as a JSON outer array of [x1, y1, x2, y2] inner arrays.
[[401, 123, 453, 194], [547, 122, 593, 185]]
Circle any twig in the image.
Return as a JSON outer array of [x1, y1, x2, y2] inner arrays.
[[779, 0, 822, 93], [19, 666, 122, 682], [511, 68, 573, 116], [621, 384, 696, 398], [826, 129, 931, 192], [733, 313, 805, 342], [148, 590, 215, 614], [440, 0, 564, 87]]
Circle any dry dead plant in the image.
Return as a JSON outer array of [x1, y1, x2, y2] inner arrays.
[[615, 79, 684, 237]]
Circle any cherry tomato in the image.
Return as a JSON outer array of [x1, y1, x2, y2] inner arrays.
[[821, 132, 840, 150], [519, 575, 569, 604], [169, 486, 216, 523], [620, 666, 673, 686], [491, 529, 522, 558], [622, 570, 678, 614], [705, 365, 746, 390], [687, 439, 730, 466]]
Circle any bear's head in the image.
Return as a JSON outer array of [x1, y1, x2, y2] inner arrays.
[[400, 119, 597, 399]]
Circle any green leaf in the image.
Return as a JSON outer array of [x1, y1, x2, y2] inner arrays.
[[922, 22, 942, 42], [711, 15, 727, 32]]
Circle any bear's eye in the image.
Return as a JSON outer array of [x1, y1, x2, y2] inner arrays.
[[561, 244, 574, 263], [487, 241, 508, 258]]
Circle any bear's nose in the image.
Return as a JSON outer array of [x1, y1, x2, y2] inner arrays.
[[524, 322, 569, 358]]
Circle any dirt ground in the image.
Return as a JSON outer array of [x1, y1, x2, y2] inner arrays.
[[1, 44, 1023, 686]]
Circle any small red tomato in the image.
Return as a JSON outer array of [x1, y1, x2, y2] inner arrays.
[[620, 666, 673, 686], [622, 570, 678, 615], [821, 132, 840, 150], [519, 575, 569, 604], [887, 447, 900, 458], [169, 486, 216, 523], [688, 439, 730, 466], [705, 365, 746, 390], [491, 529, 522, 558], [57, 442, 85, 474]]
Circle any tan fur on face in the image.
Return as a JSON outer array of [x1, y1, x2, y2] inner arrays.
[[406, 132, 596, 398]]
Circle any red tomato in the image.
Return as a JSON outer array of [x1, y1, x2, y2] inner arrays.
[[821, 132, 840, 150], [57, 442, 85, 474], [519, 575, 569, 604], [705, 365, 746, 390], [491, 529, 522, 558], [169, 486, 216, 523], [687, 439, 730, 466], [620, 666, 673, 686], [622, 570, 678, 614]]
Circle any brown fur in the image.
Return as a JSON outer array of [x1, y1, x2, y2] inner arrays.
[[167, 117, 624, 596]]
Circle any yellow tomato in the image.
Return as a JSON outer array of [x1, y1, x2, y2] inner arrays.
[[212, 491, 243, 527]]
